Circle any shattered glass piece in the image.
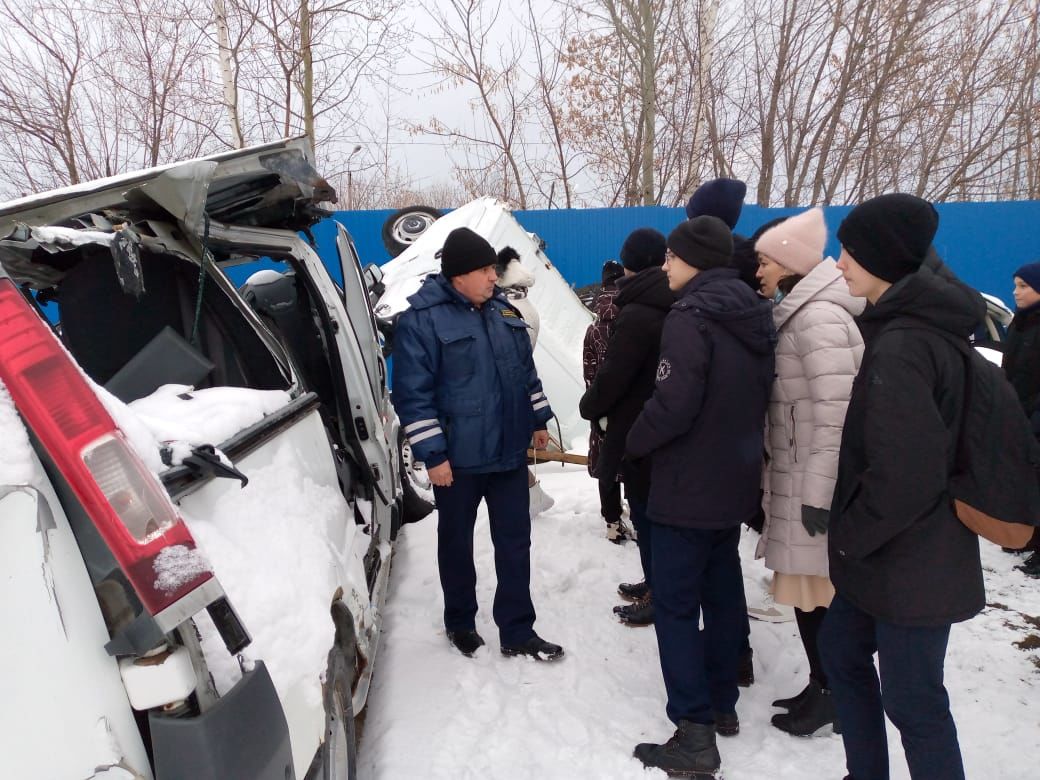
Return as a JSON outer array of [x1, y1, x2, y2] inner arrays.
[[111, 229, 145, 298]]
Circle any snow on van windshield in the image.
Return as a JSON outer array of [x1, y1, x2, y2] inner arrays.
[[0, 382, 39, 485]]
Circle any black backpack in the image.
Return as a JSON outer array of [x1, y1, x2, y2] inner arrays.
[[905, 326, 1040, 546]]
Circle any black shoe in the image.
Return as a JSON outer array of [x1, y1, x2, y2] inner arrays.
[[737, 647, 754, 687], [714, 711, 739, 737], [772, 679, 814, 710], [501, 634, 564, 661], [634, 720, 721, 777], [1016, 551, 1040, 578], [614, 597, 655, 626], [770, 680, 841, 736], [447, 629, 485, 657], [617, 580, 649, 602]]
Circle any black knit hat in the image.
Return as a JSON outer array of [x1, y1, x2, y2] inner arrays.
[[440, 227, 497, 278], [837, 194, 939, 284], [667, 216, 733, 270], [619, 227, 666, 272], [685, 178, 747, 228], [601, 260, 625, 286]]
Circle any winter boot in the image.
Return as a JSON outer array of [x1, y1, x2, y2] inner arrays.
[[634, 720, 721, 778], [501, 634, 564, 661], [606, 519, 633, 544], [714, 711, 739, 737], [618, 580, 650, 602], [446, 629, 485, 657], [1016, 551, 1040, 579], [614, 596, 655, 626], [771, 679, 815, 711], [770, 679, 841, 736], [737, 647, 754, 687], [747, 593, 795, 623]]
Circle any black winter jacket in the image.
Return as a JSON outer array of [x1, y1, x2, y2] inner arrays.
[[828, 266, 985, 626], [626, 268, 776, 528], [1003, 305, 1040, 435], [579, 268, 673, 498]]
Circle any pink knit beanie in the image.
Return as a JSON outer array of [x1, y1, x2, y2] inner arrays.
[[754, 207, 826, 276]]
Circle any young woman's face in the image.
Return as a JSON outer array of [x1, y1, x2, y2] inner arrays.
[[755, 252, 792, 298], [1013, 276, 1040, 310]]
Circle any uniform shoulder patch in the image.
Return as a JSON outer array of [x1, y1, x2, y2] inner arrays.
[[656, 358, 672, 382], [501, 308, 517, 317]]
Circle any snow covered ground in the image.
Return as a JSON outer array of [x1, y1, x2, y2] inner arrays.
[[358, 462, 1040, 780]]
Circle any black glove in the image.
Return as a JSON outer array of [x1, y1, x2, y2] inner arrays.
[[801, 505, 829, 537], [744, 489, 766, 534]]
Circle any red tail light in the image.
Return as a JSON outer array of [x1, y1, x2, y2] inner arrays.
[[0, 278, 214, 618]]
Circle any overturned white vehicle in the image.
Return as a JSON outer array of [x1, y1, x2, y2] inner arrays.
[[0, 138, 414, 780]]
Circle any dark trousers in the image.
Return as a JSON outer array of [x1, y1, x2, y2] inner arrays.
[[629, 493, 652, 586], [598, 478, 622, 524], [819, 593, 965, 780], [651, 523, 747, 725], [432, 466, 536, 646]]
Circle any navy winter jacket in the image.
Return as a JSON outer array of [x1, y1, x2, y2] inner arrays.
[[626, 268, 776, 528], [392, 274, 553, 474]]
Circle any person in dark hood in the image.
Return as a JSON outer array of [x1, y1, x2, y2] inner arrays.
[[582, 259, 631, 543], [580, 227, 673, 625], [819, 194, 985, 780], [685, 177, 758, 292], [1003, 260, 1040, 576], [627, 216, 776, 777]]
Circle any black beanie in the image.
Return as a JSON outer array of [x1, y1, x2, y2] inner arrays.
[[685, 178, 747, 228], [619, 227, 666, 272], [667, 216, 733, 270], [837, 194, 939, 284], [440, 227, 497, 278], [601, 260, 625, 286]]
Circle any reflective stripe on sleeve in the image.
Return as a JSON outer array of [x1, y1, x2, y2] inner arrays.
[[404, 418, 438, 434], [409, 427, 444, 445], [532, 400, 550, 411]]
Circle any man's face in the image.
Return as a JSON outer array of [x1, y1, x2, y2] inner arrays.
[[663, 248, 698, 291], [1013, 276, 1040, 310], [451, 264, 498, 306]]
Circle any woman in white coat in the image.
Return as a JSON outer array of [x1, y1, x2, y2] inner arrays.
[[754, 207, 864, 737]]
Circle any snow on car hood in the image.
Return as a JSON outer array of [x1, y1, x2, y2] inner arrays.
[[376, 197, 592, 450]]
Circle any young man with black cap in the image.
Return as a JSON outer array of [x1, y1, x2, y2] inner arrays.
[[626, 216, 776, 777], [580, 227, 673, 626], [820, 193, 986, 780], [392, 226, 564, 662]]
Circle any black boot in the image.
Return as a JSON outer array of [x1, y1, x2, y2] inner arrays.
[[447, 629, 485, 657], [634, 720, 721, 778], [714, 711, 739, 737], [614, 596, 655, 626], [737, 647, 754, 687], [501, 634, 565, 661], [1017, 551, 1040, 578], [618, 580, 649, 602], [770, 679, 841, 736], [771, 679, 815, 710]]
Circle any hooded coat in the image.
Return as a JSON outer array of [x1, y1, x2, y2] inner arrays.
[[582, 284, 621, 477], [626, 267, 776, 528], [828, 265, 985, 626], [392, 273, 553, 473], [579, 268, 674, 498], [1003, 304, 1040, 435], [757, 260, 865, 577]]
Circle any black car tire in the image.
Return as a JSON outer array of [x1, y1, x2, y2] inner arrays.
[[399, 432, 435, 525], [381, 206, 442, 258]]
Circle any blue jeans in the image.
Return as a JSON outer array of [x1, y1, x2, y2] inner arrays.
[[432, 467, 536, 646], [819, 593, 965, 780], [651, 524, 746, 725]]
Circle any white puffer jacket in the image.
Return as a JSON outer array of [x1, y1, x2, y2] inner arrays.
[[756, 259, 865, 577]]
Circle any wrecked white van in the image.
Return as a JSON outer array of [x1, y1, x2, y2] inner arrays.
[[0, 137, 416, 779]]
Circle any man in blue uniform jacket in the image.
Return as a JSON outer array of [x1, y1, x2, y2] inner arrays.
[[392, 226, 564, 661]]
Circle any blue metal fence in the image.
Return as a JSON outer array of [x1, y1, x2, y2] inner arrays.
[[306, 201, 1040, 305]]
